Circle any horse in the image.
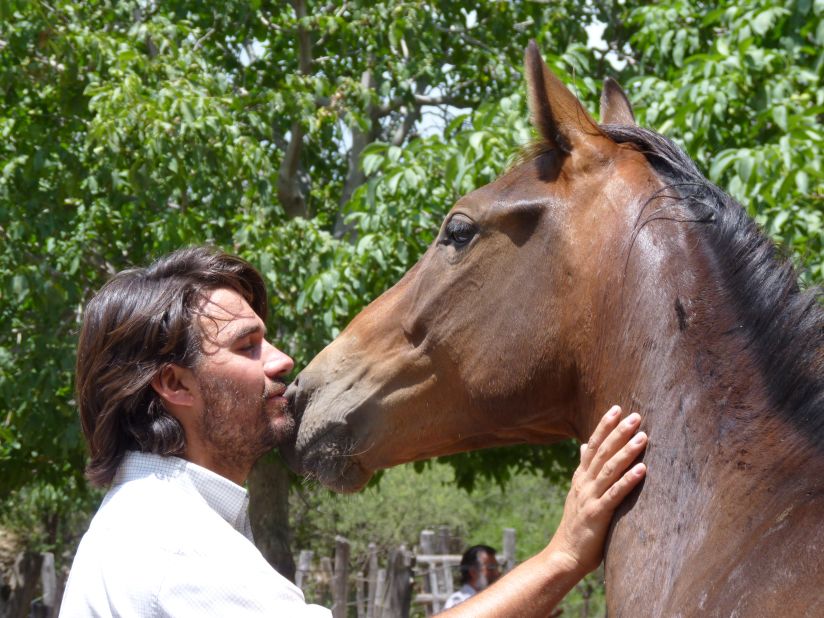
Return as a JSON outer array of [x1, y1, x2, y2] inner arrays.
[[282, 42, 824, 616]]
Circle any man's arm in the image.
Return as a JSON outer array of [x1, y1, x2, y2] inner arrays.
[[438, 406, 647, 617]]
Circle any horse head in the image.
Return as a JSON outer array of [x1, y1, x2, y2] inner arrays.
[[283, 42, 665, 492], [283, 41, 824, 616]]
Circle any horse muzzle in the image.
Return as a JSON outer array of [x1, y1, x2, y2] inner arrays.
[[280, 374, 376, 493]]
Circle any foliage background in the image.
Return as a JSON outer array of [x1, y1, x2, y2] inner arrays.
[[0, 0, 821, 613]]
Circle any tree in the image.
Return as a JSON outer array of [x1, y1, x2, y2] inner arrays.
[[0, 0, 598, 572], [603, 0, 823, 283], [1, 0, 820, 580]]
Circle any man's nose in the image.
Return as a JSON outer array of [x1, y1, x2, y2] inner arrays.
[[262, 341, 294, 377]]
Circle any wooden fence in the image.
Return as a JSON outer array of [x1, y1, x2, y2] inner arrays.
[[297, 526, 517, 618], [0, 550, 60, 618], [0, 527, 517, 618]]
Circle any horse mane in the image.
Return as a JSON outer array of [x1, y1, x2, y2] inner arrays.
[[599, 124, 824, 439]]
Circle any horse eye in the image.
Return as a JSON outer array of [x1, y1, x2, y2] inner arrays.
[[444, 217, 477, 247]]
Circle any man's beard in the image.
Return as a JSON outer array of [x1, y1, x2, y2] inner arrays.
[[196, 374, 295, 474]]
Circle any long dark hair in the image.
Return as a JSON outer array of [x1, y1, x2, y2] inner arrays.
[[75, 246, 268, 487]]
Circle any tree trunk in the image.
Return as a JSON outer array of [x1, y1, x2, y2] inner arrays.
[[277, 0, 313, 219], [247, 452, 296, 582], [0, 551, 43, 618]]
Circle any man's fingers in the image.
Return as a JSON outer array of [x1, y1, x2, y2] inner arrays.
[[586, 412, 641, 476], [580, 405, 622, 471], [600, 462, 647, 510], [593, 430, 647, 497]]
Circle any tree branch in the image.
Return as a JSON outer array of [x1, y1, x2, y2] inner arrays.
[[376, 81, 475, 117], [435, 24, 496, 54], [277, 0, 312, 219]]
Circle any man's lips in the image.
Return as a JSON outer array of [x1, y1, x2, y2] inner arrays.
[[265, 382, 287, 401]]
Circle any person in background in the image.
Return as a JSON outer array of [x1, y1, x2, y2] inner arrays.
[[444, 545, 502, 609]]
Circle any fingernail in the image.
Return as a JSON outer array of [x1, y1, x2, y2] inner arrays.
[[623, 413, 640, 427], [634, 464, 646, 476], [632, 432, 646, 445], [609, 406, 621, 417]]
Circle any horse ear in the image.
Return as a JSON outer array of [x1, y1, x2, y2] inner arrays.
[[600, 77, 636, 125], [524, 40, 602, 153]]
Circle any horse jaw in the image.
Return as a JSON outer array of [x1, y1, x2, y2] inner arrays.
[[282, 323, 571, 492]]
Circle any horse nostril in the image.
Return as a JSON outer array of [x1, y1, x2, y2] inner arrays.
[[285, 371, 315, 424]]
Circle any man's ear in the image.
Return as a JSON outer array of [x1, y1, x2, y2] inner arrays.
[[151, 364, 197, 410]]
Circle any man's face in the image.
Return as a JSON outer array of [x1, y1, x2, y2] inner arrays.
[[189, 287, 294, 479], [471, 551, 501, 591]]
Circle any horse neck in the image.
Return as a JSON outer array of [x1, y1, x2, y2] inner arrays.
[[582, 225, 824, 614]]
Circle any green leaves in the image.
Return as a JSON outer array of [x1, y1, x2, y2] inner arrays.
[[1, 0, 821, 562], [608, 0, 823, 283]]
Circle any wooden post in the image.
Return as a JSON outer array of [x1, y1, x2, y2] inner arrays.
[[296, 549, 314, 590], [332, 536, 350, 618], [374, 568, 387, 617], [502, 528, 516, 573], [356, 570, 365, 618], [384, 545, 413, 618], [419, 530, 438, 615], [436, 525, 450, 554], [366, 542, 378, 618], [3, 551, 43, 618], [436, 526, 453, 597], [40, 552, 57, 617]]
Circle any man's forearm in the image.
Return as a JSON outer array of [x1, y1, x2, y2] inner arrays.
[[437, 406, 647, 617]]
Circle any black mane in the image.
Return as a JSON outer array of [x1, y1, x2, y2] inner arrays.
[[602, 124, 824, 441]]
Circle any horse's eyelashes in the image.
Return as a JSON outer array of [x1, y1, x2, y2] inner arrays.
[[444, 216, 477, 247]]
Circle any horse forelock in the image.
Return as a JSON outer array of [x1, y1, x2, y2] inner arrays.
[[600, 124, 824, 441]]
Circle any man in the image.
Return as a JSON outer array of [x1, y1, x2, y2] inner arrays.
[[444, 545, 501, 609], [60, 246, 648, 616]]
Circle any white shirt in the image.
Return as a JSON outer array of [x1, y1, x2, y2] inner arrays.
[[444, 583, 477, 609], [60, 451, 330, 617]]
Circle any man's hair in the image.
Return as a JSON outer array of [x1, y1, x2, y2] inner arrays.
[[75, 246, 268, 487], [459, 544, 497, 585]]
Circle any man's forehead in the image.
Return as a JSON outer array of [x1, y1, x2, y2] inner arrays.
[[198, 288, 262, 335]]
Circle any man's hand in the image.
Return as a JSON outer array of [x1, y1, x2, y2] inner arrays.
[[549, 405, 647, 574], [437, 405, 647, 618]]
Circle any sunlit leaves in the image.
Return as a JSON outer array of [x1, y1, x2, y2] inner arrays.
[[1, 1, 821, 555], [610, 0, 823, 283]]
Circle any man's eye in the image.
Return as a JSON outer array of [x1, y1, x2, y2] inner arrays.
[[240, 340, 259, 352], [444, 216, 477, 247]]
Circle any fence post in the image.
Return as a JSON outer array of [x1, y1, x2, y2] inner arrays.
[[435, 527, 453, 598], [366, 543, 378, 618], [502, 528, 516, 573], [332, 536, 350, 618], [383, 545, 413, 618], [2, 551, 42, 618], [296, 549, 314, 590], [40, 552, 57, 617], [374, 568, 387, 617], [356, 570, 366, 618], [419, 530, 439, 615]]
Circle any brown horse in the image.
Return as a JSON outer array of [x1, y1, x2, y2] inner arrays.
[[283, 43, 824, 616]]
